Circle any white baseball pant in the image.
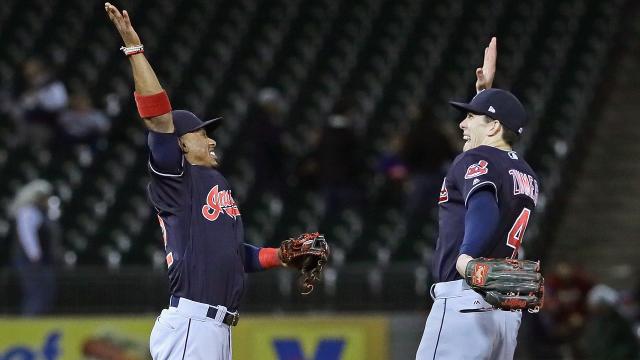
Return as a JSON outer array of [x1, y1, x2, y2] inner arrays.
[[150, 297, 233, 360], [416, 279, 522, 360]]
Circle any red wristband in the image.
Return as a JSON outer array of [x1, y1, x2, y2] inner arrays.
[[258, 248, 282, 269], [134, 91, 172, 118]]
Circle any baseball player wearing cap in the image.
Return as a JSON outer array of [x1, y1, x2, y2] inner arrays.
[[105, 4, 298, 359], [416, 38, 540, 359]]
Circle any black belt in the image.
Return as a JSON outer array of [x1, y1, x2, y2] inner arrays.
[[170, 296, 240, 327]]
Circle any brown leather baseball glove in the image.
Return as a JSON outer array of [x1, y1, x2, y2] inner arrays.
[[465, 258, 544, 312], [280, 232, 330, 295]]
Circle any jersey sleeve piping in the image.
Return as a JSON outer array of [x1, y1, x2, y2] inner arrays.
[[148, 157, 185, 177], [464, 181, 498, 207]]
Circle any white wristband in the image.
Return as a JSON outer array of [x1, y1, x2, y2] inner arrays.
[[120, 44, 144, 56]]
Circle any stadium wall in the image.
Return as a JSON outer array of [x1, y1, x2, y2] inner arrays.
[[0, 314, 426, 360]]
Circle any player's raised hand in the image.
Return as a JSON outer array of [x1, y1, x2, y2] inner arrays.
[[475, 37, 497, 93], [104, 2, 141, 47]]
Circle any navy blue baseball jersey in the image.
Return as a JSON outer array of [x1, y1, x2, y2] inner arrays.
[[434, 145, 539, 282], [146, 133, 246, 311]]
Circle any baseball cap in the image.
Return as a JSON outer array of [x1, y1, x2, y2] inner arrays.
[[449, 88, 527, 135], [172, 110, 222, 137]]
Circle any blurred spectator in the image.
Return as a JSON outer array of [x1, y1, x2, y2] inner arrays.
[[580, 284, 639, 359], [8, 180, 62, 315], [402, 108, 456, 222], [12, 58, 68, 147], [542, 262, 595, 359], [294, 127, 323, 190], [318, 113, 364, 215], [58, 92, 111, 149], [246, 87, 287, 195], [375, 131, 409, 203], [377, 131, 409, 184]]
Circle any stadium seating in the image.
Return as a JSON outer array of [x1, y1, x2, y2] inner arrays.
[[0, 0, 628, 274]]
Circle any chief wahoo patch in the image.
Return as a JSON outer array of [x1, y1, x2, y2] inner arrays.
[[465, 160, 489, 179]]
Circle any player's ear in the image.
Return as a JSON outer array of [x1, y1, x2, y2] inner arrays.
[[178, 138, 188, 153], [488, 120, 502, 137]]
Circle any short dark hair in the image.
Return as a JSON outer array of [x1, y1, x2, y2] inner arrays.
[[481, 116, 519, 146], [501, 126, 519, 146]]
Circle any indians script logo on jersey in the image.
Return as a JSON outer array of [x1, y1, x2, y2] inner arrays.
[[202, 185, 241, 221], [464, 160, 489, 179], [438, 178, 449, 204]]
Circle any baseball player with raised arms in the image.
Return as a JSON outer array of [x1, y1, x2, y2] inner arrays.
[[416, 38, 543, 359], [105, 4, 329, 359]]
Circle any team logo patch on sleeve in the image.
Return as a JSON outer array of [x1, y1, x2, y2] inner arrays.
[[464, 160, 489, 179]]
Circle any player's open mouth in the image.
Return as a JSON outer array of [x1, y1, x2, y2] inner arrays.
[[209, 149, 216, 158], [463, 135, 470, 141]]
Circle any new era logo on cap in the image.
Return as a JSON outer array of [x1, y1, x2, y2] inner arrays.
[[488, 106, 496, 113]]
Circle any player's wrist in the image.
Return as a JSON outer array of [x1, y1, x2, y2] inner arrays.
[[258, 247, 283, 269], [277, 248, 286, 267], [456, 254, 474, 277], [120, 44, 144, 56]]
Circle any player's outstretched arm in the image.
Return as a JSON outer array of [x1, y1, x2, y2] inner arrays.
[[242, 243, 284, 273], [242, 234, 329, 295], [475, 37, 497, 93], [105, 2, 174, 133]]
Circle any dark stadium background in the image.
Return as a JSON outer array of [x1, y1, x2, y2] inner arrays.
[[0, 0, 638, 359]]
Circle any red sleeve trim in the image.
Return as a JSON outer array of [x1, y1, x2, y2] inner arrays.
[[134, 91, 172, 118]]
